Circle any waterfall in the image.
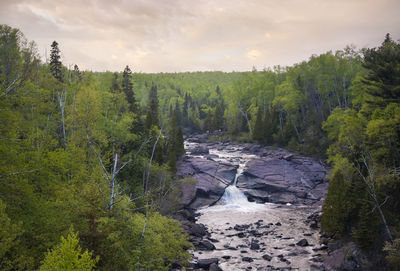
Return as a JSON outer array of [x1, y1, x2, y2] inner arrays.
[[220, 161, 250, 206]]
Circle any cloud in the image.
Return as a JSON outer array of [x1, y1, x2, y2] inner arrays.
[[1, 0, 399, 72]]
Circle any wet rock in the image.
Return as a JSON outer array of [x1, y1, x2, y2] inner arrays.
[[222, 255, 231, 260], [250, 242, 260, 250], [242, 257, 254, 262], [191, 144, 209, 155], [209, 263, 222, 271], [296, 238, 309, 247], [223, 244, 237, 250], [197, 240, 216, 250], [197, 258, 219, 268], [288, 249, 310, 256], [262, 254, 272, 261], [208, 237, 219, 243]]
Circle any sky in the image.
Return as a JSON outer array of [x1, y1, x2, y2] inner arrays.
[[1, 0, 399, 73]]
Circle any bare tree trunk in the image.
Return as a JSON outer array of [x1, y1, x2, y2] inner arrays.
[[58, 90, 67, 148], [239, 107, 252, 135], [285, 110, 301, 143], [354, 153, 393, 243], [145, 126, 163, 194]]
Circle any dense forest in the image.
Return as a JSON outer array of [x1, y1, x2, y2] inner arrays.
[[1, 23, 399, 270]]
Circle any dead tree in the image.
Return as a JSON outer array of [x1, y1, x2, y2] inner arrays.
[[87, 134, 148, 210]]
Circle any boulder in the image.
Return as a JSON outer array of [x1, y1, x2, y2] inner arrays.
[[262, 254, 272, 261], [296, 239, 309, 247], [191, 144, 209, 155], [197, 258, 219, 268], [196, 240, 216, 251]]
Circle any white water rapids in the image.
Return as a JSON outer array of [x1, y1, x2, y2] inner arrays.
[[185, 141, 326, 270]]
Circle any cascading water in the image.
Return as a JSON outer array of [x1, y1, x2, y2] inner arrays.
[[220, 160, 250, 206]]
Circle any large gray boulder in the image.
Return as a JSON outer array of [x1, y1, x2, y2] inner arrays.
[[237, 155, 327, 205]]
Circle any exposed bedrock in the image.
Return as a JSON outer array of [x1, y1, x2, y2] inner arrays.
[[177, 139, 328, 208], [237, 156, 328, 205], [177, 156, 237, 209]]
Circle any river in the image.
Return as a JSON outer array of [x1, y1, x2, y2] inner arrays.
[[181, 139, 327, 271]]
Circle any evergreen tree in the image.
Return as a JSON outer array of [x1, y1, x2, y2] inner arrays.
[[50, 41, 62, 82], [110, 73, 120, 94], [145, 84, 159, 130], [122, 65, 137, 113], [253, 106, 264, 142], [363, 33, 400, 107], [174, 100, 182, 126], [73, 64, 82, 82], [353, 201, 379, 250]]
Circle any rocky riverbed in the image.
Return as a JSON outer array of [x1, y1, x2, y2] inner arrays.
[[175, 134, 330, 271]]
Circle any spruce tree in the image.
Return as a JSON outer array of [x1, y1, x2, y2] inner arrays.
[[110, 73, 120, 94], [122, 65, 138, 113], [50, 41, 62, 82], [253, 106, 264, 142], [73, 64, 82, 82], [145, 84, 159, 130]]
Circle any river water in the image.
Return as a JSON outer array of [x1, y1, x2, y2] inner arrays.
[[185, 141, 326, 270]]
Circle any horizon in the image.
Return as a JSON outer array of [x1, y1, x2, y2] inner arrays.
[[1, 0, 399, 73]]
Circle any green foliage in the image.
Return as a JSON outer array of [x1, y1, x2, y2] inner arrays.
[[38, 230, 98, 271], [321, 35, 400, 267], [384, 239, 400, 270], [321, 169, 350, 234], [353, 201, 379, 250]]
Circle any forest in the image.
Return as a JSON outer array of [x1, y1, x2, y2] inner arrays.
[[1, 23, 399, 270]]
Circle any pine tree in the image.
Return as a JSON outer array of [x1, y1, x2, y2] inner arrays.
[[363, 33, 400, 107], [50, 41, 62, 82], [122, 65, 138, 113]]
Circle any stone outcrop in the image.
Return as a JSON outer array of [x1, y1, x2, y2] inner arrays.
[[237, 154, 328, 205]]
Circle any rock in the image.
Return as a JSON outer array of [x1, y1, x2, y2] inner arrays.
[[287, 249, 310, 256], [177, 157, 237, 208], [262, 254, 272, 261], [222, 255, 231, 260], [191, 144, 210, 155], [236, 154, 327, 205], [250, 242, 260, 250], [197, 258, 219, 268], [208, 237, 219, 243], [296, 239, 309, 247], [196, 240, 216, 250], [209, 263, 222, 271], [182, 221, 207, 237], [242, 257, 254, 262], [283, 154, 294, 160], [310, 264, 325, 271]]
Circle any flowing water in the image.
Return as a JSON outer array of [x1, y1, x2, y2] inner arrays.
[[185, 141, 326, 270]]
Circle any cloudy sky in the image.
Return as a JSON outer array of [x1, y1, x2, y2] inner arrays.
[[1, 0, 399, 72]]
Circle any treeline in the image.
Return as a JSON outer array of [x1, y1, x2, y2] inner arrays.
[[321, 35, 400, 268], [0, 25, 190, 270]]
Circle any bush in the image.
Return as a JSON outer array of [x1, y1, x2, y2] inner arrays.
[[38, 230, 98, 271]]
